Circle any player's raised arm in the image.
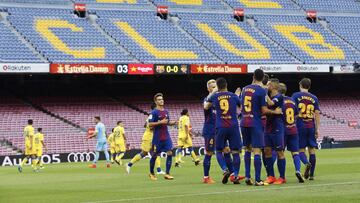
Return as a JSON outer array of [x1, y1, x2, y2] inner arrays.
[[204, 86, 218, 110]]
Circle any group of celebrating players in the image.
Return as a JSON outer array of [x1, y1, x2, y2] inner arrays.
[[17, 68, 320, 187], [127, 68, 320, 185], [202, 68, 320, 185]]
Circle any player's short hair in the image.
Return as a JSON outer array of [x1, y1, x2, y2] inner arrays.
[[300, 78, 311, 89], [94, 116, 101, 121], [117, 121, 122, 125], [262, 74, 269, 86], [216, 77, 227, 90], [207, 79, 216, 88], [111, 128, 114, 132], [28, 119, 33, 125], [181, 108, 188, 116], [279, 83, 287, 95], [270, 78, 280, 90], [37, 128, 42, 132], [150, 103, 156, 110], [153, 93, 163, 102], [254, 69, 264, 82]]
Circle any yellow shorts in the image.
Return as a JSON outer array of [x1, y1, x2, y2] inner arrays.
[[178, 137, 193, 148], [109, 144, 116, 154], [36, 149, 43, 157], [115, 143, 126, 153], [25, 147, 35, 156], [141, 139, 152, 152]]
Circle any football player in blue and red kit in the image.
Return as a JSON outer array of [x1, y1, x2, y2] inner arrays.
[[240, 69, 282, 186], [204, 78, 242, 184], [292, 78, 320, 181], [148, 93, 177, 181], [264, 78, 287, 185], [279, 83, 305, 183]]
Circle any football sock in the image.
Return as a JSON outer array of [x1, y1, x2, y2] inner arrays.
[[216, 151, 227, 171], [20, 157, 28, 167], [293, 154, 301, 173], [149, 155, 157, 174], [156, 156, 161, 172], [309, 154, 316, 177], [224, 152, 234, 174], [244, 151, 251, 178], [232, 153, 241, 177], [203, 154, 211, 177], [93, 151, 100, 164], [299, 152, 309, 164], [277, 158, 286, 179], [166, 155, 172, 174], [128, 153, 143, 167], [265, 157, 275, 177], [104, 151, 110, 163], [254, 154, 262, 182]]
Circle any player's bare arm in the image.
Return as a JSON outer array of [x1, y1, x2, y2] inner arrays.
[[315, 110, 321, 139], [261, 106, 283, 115], [148, 118, 168, 127]]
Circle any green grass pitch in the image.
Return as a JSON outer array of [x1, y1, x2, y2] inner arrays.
[[1, 147, 360, 203]]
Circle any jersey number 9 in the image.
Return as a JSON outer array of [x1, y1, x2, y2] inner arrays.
[[220, 99, 229, 115]]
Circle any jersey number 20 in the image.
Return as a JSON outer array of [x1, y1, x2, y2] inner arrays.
[[298, 103, 315, 119]]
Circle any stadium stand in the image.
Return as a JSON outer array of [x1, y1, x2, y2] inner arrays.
[[325, 17, 360, 53], [150, 0, 228, 10], [6, 8, 135, 63], [95, 10, 221, 64], [1, 0, 360, 64], [0, 21, 43, 63], [73, 0, 153, 9], [295, 0, 360, 13], [254, 15, 360, 64], [177, 13, 299, 64], [1, 93, 360, 156], [0, 97, 90, 154], [224, 0, 300, 10]]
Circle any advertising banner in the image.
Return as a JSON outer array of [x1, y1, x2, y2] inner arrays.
[[247, 64, 329, 73], [191, 64, 247, 74], [50, 64, 115, 74], [0, 63, 49, 73]]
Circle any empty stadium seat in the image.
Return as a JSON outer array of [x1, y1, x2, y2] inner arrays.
[[254, 15, 360, 64], [178, 12, 299, 64], [95, 10, 221, 64], [6, 8, 135, 63]]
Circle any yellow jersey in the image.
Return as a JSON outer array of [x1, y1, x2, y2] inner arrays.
[[107, 133, 115, 145], [33, 133, 44, 150], [23, 125, 35, 148], [178, 115, 190, 139], [114, 126, 125, 144], [142, 116, 153, 141]]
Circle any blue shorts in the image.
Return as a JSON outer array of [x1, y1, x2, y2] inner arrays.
[[96, 141, 108, 152], [204, 137, 215, 152], [153, 139, 173, 154], [298, 128, 317, 148], [241, 127, 264, 148], [265, 130, 285, 151], [215, 127, 242, 151], [285, 134, 299, 152]]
